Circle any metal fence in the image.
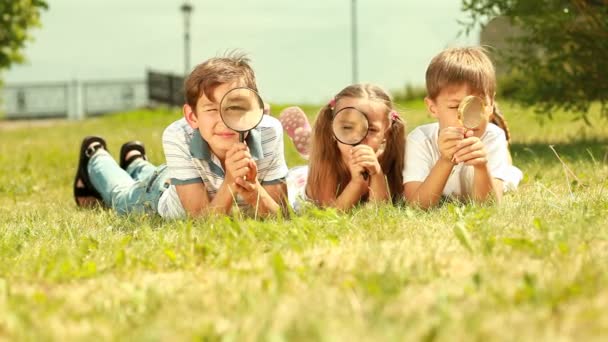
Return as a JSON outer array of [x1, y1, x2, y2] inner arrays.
[[0, 79, 148, 120]]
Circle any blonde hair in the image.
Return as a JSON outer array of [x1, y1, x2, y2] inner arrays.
[[306, 84, 406, 205], [426, 46, 511, 142], [184, 51, 257, 112]]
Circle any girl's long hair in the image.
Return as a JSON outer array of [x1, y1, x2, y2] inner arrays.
[[306, 84, 406, 205], [490, 102, 511, 143]]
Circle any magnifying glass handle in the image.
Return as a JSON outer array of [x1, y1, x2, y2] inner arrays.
[[361, 170, 369, 181], [236, 132, 247, 180], [451, 128, 471, 163]]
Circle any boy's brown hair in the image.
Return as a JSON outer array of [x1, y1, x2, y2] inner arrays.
[[425, 46, 496, 100], [184, 51, 257, 111], [426, 46, 511, 142], [306, 84, 406, 205]]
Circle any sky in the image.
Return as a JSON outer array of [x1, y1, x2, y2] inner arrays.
[[3, 0, 481, 103]]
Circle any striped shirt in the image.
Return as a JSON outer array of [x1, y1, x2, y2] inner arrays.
[[157, 116, 288, 219]]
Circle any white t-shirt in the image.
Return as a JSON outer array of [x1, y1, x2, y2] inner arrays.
[[157, 115, 288, 219], [286, 165, 309, 212], [403, 123, 522, 198]]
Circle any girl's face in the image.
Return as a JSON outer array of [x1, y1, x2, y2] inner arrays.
[[425, 84, 493, 138], [333, 97, 390, 161]]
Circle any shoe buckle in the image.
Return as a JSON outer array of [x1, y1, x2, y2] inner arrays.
[[85, 142, 103, 158]]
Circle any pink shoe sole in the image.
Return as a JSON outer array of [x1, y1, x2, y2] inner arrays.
[[279, 106, 311, 158]]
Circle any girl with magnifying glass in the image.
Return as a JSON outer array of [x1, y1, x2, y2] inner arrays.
[[285, 84, 406, 211]]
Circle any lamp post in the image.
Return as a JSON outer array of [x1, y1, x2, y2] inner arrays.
[[180, 1, 193, 76], [351, 0, 358, 84]]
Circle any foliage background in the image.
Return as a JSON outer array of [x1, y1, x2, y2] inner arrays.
[[462, 0, 608, 120]]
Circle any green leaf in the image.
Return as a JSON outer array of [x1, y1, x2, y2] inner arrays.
[[453, 221, 474, 253]]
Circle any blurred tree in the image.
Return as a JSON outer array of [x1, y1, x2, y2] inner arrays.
[[0, 0, 48, 75], [462, 0, 608, 120]]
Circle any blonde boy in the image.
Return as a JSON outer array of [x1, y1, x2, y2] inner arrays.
[[403, 47, 522, 209]]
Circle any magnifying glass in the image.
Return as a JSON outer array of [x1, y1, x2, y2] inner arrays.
[[458, 95, 485, 133], [219, 87, 265, 143], [452, 95, 486, 163], [331, 107, 370, 180]]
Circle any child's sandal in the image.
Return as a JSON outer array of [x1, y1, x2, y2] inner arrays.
[[73, 136, 106, 207], [119, 141, 147, 170]]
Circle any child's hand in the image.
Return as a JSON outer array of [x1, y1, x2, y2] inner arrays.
[[453, 131, 487, 167], [345, 146, 370, 184], [225, 143, 254, 184], [351, 144, 382, 176], [234, 160, 258, 193], [438, 127, 465, 162], [346, 152, 367, 184]]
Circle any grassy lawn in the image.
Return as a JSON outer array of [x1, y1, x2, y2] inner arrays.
[[1, 101, 607, 341]]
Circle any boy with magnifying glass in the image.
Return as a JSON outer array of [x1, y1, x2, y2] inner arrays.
[[73, 52, 288, 218], [403, 47, 522, 209]]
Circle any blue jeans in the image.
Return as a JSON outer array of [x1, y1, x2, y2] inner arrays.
[[87, 150, 170, 215]]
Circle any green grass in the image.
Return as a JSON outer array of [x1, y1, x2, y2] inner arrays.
[[1, 101, 607, 341]]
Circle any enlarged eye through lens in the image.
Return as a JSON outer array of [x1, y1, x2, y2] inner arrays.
[[332, 107, 369, 146], [219, 87, 265, 142], [458, 95, 485, 130]]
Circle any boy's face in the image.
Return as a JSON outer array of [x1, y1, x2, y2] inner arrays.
[[425, 84, 493, 138], [184, 81, 244, 160], [334, 97, 389, 161]]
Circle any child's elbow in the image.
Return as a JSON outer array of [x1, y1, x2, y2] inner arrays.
[[411, 199, 435, 210], [404, 193, 435, 210]]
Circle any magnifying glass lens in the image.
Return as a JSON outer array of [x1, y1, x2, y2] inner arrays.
[[332, 107, 369, 145], [220, 88, 264, 137], [458, 95, 484, 130]]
